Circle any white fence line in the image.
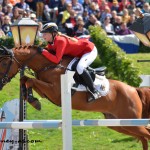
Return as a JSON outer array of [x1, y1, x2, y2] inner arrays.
[[140, 75, 150, 87], [0, 119, 149, 129]]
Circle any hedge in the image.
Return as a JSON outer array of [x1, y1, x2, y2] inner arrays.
[[89, 26, 142, 87], [0, 26, 142, 86]]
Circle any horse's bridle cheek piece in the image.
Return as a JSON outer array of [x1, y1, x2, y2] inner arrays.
[[0, 57, 13, 89]]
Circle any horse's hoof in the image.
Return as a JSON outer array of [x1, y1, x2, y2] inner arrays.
[[27, 97, 41, 111]]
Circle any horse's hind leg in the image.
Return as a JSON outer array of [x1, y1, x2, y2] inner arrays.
[[122, 126, 150, 150], [107, 126, 148, 150], [103, 113, 149, 150]]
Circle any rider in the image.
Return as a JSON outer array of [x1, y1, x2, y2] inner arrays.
[[37, 22, 100, 102]]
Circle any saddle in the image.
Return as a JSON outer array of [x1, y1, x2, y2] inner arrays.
[[66, 58, 109, 96]]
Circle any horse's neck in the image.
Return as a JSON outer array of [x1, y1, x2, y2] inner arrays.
[[15, 47, 73, 75]]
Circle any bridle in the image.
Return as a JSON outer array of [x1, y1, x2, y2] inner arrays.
[[0, 48, 67, 89], [0, 56, 14, 87]]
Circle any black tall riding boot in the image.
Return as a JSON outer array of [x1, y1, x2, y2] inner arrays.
[[80, 69, 100, 102]]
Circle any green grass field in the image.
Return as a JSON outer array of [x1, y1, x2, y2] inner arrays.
[[0, 53, 150, 150]]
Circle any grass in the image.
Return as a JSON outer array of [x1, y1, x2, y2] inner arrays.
[[0, 53, 150, 150]]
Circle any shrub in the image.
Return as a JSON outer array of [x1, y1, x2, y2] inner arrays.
[[89, 26, 142, 87]]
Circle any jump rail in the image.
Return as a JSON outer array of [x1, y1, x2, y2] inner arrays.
[[0, 119, 150, 129]]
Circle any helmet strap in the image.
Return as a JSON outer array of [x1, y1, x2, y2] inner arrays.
[[49, 32, 56, 44]]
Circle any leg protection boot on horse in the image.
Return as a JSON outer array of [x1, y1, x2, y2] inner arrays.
[[80, 69, 101, 102], [27, 87, 41, 111]]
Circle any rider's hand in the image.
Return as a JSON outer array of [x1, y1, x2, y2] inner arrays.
[[37, 47, 43, 54]]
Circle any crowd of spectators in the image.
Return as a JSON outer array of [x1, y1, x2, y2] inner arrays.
[[0, 0, 150, 38]]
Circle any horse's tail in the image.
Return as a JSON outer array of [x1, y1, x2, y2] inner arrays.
[[136, 87, 150, 118]]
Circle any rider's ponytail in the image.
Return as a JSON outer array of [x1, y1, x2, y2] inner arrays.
[[57, 32, 78, 42]]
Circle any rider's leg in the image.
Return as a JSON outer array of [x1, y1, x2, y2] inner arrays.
[[76, 47, 100, 102]]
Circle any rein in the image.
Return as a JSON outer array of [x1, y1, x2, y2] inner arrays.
[[0, 48, 69, 88]]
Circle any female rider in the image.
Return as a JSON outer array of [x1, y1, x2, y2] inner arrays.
[[37, 22, 100, 102]]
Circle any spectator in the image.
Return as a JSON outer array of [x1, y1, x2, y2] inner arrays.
[[102, 16, 115, 35], [99, 0, 109, 13], [44, 0, 59, 21], [113, 15, 122, 33], [14, 0, 30, 15], [74, 15, 83, 31], [142, 2, 150, 13], [11, 7, 20, 22], [61, 3, 72, 25], [110, 10, 117, 25], [111, 0, 120, 13], [122, 8, 130, 24], [35, 0, 44, 21], [127, 13, 136, 27], [82, 0, 91, 10], [88, 2, 99, 15], [65, 9, 77, 36], [135, 0, 145, 9], [82, 8, 89, 23], [6, 3, 13, 18], [58, 0, 67, 13], [1, 15, 12, 37], [100, 6, 112, 23], [119, 0, 131, 13], [72, 0, 84, 16], [127, 0, 136, 15], [116, 22, 133, 35], [25, 0, 36, 11], [95, 9, 101, 20], [56, 0, 67, 25], [2, 0, 11, 14], [85, 13, 97, 29]]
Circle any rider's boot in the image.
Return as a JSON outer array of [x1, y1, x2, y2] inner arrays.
[[27, 87, 41, 111], [80, 69, 101, 102]]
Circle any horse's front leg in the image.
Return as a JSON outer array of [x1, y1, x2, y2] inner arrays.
[[20, 76, 42, 111], [20, 76, 61, 108]]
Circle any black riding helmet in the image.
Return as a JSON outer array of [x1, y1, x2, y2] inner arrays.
[[41, 22, 58, 33]]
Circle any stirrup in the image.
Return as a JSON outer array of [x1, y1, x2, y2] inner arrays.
[[88, 91, 101, 103]]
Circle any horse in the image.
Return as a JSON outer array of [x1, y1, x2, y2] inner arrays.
[[0, 45, 150, 150]]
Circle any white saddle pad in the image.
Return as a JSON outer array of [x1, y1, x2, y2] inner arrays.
[[72, 75, 109, 96]]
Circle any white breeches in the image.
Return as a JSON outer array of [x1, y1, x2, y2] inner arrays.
[[76, 46, 98, 75]]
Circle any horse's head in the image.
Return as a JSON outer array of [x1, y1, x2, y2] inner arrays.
[[0, 46, 18, 90]]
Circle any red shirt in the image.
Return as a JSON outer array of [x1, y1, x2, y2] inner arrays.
[[42, 35, 94, 64]]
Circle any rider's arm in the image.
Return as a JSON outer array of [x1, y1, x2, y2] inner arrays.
[[41, 39, 66, 64]]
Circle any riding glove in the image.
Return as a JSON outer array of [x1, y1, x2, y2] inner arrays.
[[37, 47, 43, 54]]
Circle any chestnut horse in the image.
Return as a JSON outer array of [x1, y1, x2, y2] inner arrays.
[[0, 46, 150, 150]]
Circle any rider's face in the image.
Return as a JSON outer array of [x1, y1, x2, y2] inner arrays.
[[43, 33, 53, 42]]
